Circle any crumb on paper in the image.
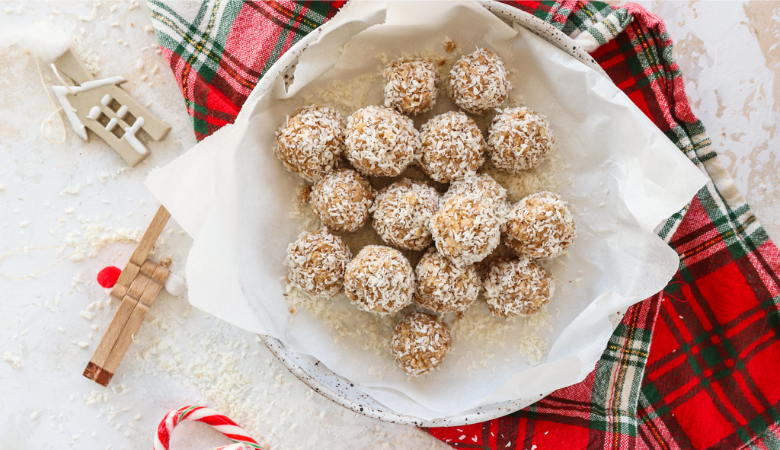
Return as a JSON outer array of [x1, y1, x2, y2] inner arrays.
[[444, 39, 457, 53], [295, 185, 312, 205]]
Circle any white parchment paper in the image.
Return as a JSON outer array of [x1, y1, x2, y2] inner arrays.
[[146, 0, 708, 419]]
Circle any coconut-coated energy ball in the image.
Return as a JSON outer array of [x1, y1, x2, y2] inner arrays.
[[344, 106, 417, 177], [414, 249, 481, 313], [391, 312, 452, 376], [310, 169, 373, 232], [418, 111, 486, 183], [449, 48, 511, 115], [285, 228, 352, 298], [344, 245, 415, 314], [384, 58, 439, 115], [483, 258, 554, 317], [431, 193, 501, 267], [275, 104, 344, 182], [504, 192, 576, 259], [372, 179, 440, 251], [488, 107, 554, 173], [442, 172, 508, 215]]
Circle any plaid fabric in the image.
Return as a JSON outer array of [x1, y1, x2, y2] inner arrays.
[[149, 1, 780, 449], [148, 0, 344, 141]]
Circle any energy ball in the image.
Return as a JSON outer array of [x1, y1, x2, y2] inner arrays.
[[310, 169, 373, 232], [276, 104, 344, 182], [391, 312, 452, 376], [418, 111, 486, 183], [431, 193, 501, 267], [384, 58, 439, 115], [483, 258, 554, 317], [285, 228, 352, 298], [344, 245, 415, 314], [488, 107, 554, 173], [372, 179, 440, 251], [504, 192, 576, 259], [449, 48, 511, 114], [415, 249, 481, 313], [345, 106, 417, 177], [442, 172, 507, 214]]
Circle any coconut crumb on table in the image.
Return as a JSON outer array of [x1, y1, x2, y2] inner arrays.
[[3, 351, 23, 369]]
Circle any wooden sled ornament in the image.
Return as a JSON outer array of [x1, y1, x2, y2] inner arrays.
[[52, 49, 171, 166], [84, 205, 171, 386]]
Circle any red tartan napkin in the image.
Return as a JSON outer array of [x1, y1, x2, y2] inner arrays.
[[148, 1, 780, 448]]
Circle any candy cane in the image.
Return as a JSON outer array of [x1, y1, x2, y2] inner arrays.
[[154, 406, 263, 450]]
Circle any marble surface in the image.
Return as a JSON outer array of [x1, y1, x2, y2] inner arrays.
[[0, 1, 777, 449]]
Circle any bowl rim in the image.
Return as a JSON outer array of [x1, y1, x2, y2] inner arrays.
[[252, 0, 606, 427]]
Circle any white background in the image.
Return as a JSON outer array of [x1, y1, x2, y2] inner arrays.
[[0, 1, 778, 449]]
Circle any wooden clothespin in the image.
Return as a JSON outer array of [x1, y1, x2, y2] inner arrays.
[[84, 205, 171, 386], [51, 48, 171, 167]]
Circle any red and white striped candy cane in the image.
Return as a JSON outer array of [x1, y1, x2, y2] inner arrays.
[[154, 405, 263, 450]]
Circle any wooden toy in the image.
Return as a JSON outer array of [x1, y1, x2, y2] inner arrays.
[[84, 205, 171, 386], [52, 48, 171, 166]]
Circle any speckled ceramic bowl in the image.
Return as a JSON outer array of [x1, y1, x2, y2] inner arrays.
[[248, 1, 606, 427]]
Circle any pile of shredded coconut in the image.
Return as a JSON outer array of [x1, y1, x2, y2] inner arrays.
[[285, 228, 353, 298], [310, 169, 374, 232], [454, 302, 553, 365], [344, 106, 417, 177], [391, 312, 452, 376], [504, 191, 576, 259], [276, 105, 345, 182], [414, 249, 481, 313], [483, 258, 554, 317], [344, 245, 415, 314], [383, 58, 439, 115], [418, 111, 486, 183], [431, 194, 501, 268], [371, 179, 439, 251], [448, 47, 511, 114], [442, 172, 508, 216], [488, 107, 554, 173]]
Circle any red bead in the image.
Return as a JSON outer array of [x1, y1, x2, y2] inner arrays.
[[97, 266, 122, 288]]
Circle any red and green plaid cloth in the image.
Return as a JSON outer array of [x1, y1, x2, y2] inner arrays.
[[148, 1, 780, 448]]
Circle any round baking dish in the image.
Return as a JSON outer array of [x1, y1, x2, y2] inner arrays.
[[244, 0, 607, 427]]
